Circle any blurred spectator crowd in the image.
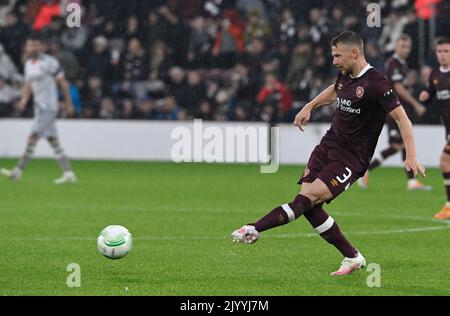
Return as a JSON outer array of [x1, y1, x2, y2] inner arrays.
[[0, 0, 449, 123]]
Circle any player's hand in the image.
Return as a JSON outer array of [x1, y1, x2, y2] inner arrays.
[[419, 91, 430, 102], [15, 99, 27, 112], [293, 105, 312, 132], [415, 104, 426, 117], [404, 157, 426, 177], [66, 103, 75, 117]]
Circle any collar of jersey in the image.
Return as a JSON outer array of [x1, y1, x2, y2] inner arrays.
[[30, 53, 44, 62], [440, 66, 450, 73], [393, 53, 407, 65], [349, 63, 373, 79]]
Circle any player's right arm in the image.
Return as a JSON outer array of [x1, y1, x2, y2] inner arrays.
[[419, 69, 436, 102], [372, 69, 425, 177], [393, 82, 426, 116], [16, 81, 31, 112], [294, 84, 336, 131], [389, 106, 426, 177]]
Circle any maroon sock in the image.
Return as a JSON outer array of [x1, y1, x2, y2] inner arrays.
[[304, 207, 358, 258], [383, 146, 399, 159], [369, 146, 398, 171], [402, 149, 415, 179], [252, 195, 312, 232], [444, 172, 450, 202], [368, 158, 381, 170]]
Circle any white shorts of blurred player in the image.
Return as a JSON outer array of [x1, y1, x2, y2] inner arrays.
[[31, 110, 58, 139]]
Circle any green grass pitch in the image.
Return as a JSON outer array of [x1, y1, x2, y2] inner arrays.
[[0, 158, 449, 296]]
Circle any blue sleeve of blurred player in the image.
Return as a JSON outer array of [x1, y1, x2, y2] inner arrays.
[[69, 84, 82, 114]]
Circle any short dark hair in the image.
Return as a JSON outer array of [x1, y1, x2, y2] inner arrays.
[[27, 32, 43, 42], [436, 37, 450, 46], [331, 31, 364, 52], [397, 34, 412, 43]]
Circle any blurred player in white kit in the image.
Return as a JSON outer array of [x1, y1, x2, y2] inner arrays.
[[1, 33, 77, 184]]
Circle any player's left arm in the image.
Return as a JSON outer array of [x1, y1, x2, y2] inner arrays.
[[56, 74, 75, 116], [419, 71, 436, 102], [294, 84, 336, 131], [389, 106, 426, 177], [393, 82, 426, 117]]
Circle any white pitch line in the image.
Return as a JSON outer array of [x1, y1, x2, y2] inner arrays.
[[270, 225, 450, 239], [3, 212, 449, 242], [4, 224, 450, 242]]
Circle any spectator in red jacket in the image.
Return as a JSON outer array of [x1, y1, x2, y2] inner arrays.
[[32, 0, 62, 32], [257, 73, 294, 122], [213, 10, 245, 54]]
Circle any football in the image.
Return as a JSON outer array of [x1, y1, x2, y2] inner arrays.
[[97, 225, 133, 259]]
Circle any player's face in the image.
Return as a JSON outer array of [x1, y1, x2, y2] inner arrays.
[[332, 44, 355, 75], [395, 39, 412, 60], [25, 40, 43, 58], [436, 44, 450, 67]]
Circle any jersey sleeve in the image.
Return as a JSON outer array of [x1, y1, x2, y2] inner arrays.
[[370, 71, 402, 113], [426, 70, 437, 98], [385, 60, 404, 83], [45, 57, 64, 79], [24, 62, 31, 82]]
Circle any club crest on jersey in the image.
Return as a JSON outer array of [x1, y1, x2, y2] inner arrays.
[[356, 86, 364, 98], [337, 83, 343, 90]]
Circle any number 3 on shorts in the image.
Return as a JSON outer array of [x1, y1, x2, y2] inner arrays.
[[337, 167, 352, 191]]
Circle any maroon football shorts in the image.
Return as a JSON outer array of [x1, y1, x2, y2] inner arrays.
[[298, 142, 364, 203]]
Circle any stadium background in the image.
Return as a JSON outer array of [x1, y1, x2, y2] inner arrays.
[[1, 0, 450, 297], [1, 0, 449, 124]]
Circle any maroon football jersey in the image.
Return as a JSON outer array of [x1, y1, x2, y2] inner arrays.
[[385, 54, 408, 86], [321, 65, 401, 170], [427, 66, 450, 136], [384, 54, 412, 121]]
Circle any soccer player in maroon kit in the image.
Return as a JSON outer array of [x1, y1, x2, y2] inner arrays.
[[358, 35, 430, 191], [232, 31, 426, 276], [419, 37, 450, 219]]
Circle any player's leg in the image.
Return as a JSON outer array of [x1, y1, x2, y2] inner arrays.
[[231, 180, 331, 243], [304, 206, 365, 275], [1, 133, 39, 181], [47, 131, 77, 184], [232, 152, 352, 243], [232, 145, 331, 243], [0, 110, 51, 180], [253, 180, 332, 232], [35, 111, 77, 184], [434, 147, 450, 219], [302, 162, 366, 275], [369, 143, 402, 171], [358, 124, 402, 189]]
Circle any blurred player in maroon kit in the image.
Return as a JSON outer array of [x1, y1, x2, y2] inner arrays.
[[359, 35, 431, 191], [232, 32, 426, 276], [419, 37, 450, 219]]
